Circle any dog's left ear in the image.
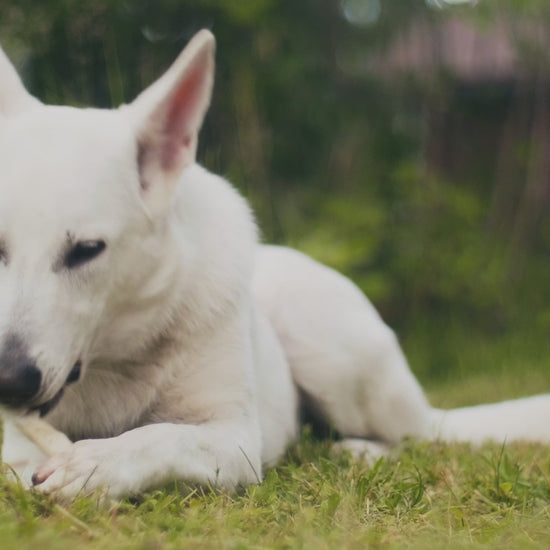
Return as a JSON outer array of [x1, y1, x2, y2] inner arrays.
[[0, 47, 41, 116], [127, 30, 215, 212]]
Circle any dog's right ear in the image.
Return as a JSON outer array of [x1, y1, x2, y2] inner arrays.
[[0, 47, 40, 116], [126, 30, 215, 214]]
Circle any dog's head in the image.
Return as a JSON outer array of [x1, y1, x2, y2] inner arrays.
[[0, 30, 215, 415]]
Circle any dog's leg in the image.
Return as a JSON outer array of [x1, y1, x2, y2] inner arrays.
[[254, 245, 433, 444], [32, 319, 267, 500], [289, 311, 432, 444], [31, 420, 262, 500], [252, 310, 300, 467]]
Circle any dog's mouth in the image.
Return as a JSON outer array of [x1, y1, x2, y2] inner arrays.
[[31, 387, 65, 417], [29, 360, 82, 418]]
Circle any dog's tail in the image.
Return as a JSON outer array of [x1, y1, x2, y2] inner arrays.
[[429, 394, 550, 444]]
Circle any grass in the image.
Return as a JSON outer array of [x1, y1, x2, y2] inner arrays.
[[2, 439, 550, 549], [1, 326, 550, 549]]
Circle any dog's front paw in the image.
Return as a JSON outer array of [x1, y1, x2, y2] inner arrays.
[[31, 439, 136, 501]]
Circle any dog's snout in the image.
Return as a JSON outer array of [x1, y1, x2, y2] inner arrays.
[[0, 334, 42, 406]]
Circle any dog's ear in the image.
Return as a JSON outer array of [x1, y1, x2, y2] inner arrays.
[[127, 30, 215, 212], [0, 47, 40, 116]]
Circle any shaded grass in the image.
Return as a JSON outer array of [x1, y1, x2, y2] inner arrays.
[[1, 326, 550, 549]]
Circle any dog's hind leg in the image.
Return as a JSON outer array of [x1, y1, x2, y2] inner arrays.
[[288, 308, 432, 444], [253, 245, 432, 445], [255, 245, 550, 447]]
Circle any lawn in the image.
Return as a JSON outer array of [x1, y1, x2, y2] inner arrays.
[[1, 327, 550, 550]]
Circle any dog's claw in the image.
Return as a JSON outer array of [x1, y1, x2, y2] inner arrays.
[[31, 472, 43, 485]]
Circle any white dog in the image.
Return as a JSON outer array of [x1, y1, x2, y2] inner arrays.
[[1, 30, 549, 501]]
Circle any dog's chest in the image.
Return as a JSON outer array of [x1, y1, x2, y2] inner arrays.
[[46, 361, 171, 441]]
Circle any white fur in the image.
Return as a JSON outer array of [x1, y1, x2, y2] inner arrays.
[[0, 47, 40, 115], [0, 31, 549, 501]]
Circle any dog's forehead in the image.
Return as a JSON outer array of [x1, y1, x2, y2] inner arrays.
[[0, 105, 140, 232], [0, 105, 134, 185]]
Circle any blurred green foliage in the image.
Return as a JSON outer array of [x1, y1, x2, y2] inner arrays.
[[2, 0, 550, 355]]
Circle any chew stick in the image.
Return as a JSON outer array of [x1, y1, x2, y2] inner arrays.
[[15, 414, 73, 456]]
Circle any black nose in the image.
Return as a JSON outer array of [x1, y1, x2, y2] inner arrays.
[[0, 364, 42, 405], [0, 334, 42, 406]]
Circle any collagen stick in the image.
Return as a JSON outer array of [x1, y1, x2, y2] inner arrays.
[[15, 414, 73, 456]]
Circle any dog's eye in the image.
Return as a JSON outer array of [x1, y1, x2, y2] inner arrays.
[[64, 240, 106, 269]]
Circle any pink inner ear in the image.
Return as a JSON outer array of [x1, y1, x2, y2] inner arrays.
[[162, 57, 207, 172]]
